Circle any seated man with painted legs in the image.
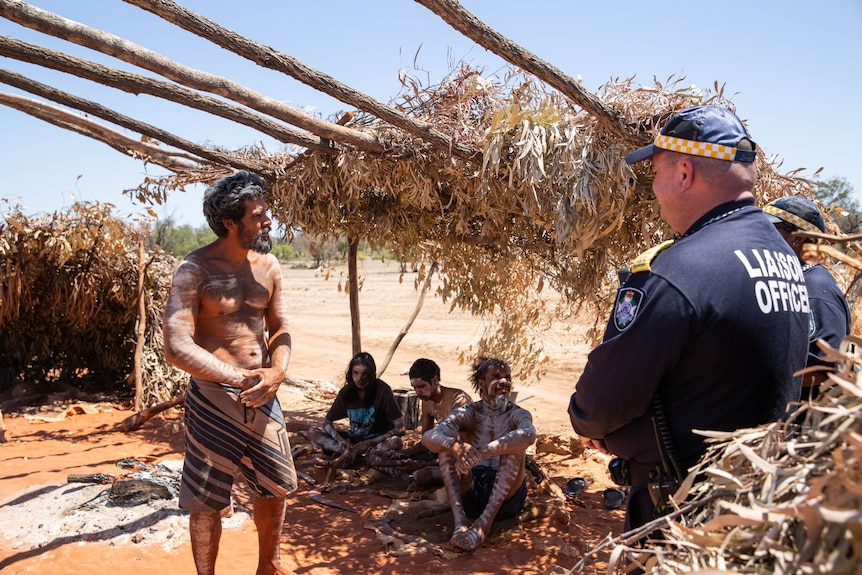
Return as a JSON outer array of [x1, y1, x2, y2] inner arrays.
[[422, 357, 536, 552]]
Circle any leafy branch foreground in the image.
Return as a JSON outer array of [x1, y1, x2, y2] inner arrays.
[[571, 341, 862, 574]]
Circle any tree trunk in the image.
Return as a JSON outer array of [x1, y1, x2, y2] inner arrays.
[[0, 69, 259, 173], [123, 0, 480, 162], [348, 237, 361, 356], [0, 91, 200, 172], [0, 2, 382, 153], [0, 35, 335, 154]]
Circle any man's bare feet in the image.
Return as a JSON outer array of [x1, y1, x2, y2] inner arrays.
[[449, 526, 484, 551]]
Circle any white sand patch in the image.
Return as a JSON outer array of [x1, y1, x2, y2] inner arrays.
[[0, 478, 251, 552]]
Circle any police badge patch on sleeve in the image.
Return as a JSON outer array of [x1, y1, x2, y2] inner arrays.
[[614, 288, 644, 331]]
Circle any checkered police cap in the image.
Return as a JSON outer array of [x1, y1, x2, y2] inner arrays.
[[626, 106, 757, 164], [763, 196, 826, 233]]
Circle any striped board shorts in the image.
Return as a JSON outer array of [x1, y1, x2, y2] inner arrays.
[[179, 377, 298, 513]]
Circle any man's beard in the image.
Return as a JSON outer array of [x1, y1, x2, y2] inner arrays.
[[247, 234, 272, 254], [491, 394, 509, 411], [242, 224, 272, 253]]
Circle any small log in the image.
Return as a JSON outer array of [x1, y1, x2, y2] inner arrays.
[[392, 389, 420, 430], [109, 478, 174, 505], [68, 472, 115, 484], [121, 393, 185, 432]]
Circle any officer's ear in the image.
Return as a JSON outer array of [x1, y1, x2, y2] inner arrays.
[[677, 158, 695, 191]]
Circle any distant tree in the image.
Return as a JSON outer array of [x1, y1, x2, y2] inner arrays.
[[149, 213, 177, 251], [148, 215, 215, 256], [195, 224, 216, 247], [812, 177, 861, 233], [291, 232, 339, 267], [270, 243, 299, 261]]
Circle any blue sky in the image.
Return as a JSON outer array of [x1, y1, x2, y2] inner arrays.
[[1, 1, 860, 228]]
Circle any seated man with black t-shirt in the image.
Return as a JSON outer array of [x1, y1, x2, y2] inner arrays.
[[305, 352, 404, 475]]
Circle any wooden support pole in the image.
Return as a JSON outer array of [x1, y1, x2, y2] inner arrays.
[[133, 238, 146, 412]]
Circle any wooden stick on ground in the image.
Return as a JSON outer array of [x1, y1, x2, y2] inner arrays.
[[366, 518, 444, 556], [120, 392, 185, 432], [308, 489, 359, 513]]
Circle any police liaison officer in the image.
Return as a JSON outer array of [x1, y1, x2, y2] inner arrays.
[[568, 106, 811, 532], [764, 195, 851, 399]]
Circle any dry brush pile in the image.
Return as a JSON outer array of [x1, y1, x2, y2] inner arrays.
[[0, 201, 185, 405]]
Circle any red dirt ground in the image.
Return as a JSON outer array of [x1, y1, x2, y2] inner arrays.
[[0, 260, 625, 574]]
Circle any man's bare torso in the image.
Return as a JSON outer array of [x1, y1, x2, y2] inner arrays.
[[178, 249, 276, 372], [429, 400, 533, 470], [425, 386, 471, 428]]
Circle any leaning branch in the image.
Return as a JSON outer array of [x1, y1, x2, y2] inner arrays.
[[122, 0, 481, 162], [414, 0, 645, 143], [0, 35, 335, 154], [0, 0, 384, 154], [0, 91, 200, 172], [378, 261, 440, 375], [0, 68, 260, 173]]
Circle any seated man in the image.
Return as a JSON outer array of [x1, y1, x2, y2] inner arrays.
[[367, 358, 471, 487], [423, 357, 536, 552], [304, 352, 405, 478]]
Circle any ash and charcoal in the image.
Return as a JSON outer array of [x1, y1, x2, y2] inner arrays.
[[69, 458, 182, 508]]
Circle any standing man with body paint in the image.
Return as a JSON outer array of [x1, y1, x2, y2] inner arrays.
[[164, 171, 297, 575], [568, 107, 809, 532]]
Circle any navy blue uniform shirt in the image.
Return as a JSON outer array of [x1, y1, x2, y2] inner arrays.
[[804, 263, 851, 369], [569, 198, 810, 469]]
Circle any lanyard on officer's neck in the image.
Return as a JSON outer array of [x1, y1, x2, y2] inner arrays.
[[677, 205, 748, 240]]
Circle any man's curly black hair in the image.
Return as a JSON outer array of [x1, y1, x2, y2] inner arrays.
[[202, 171, 269, 237], [409, 358, 441, 384], [469, 357, 509, 394]]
